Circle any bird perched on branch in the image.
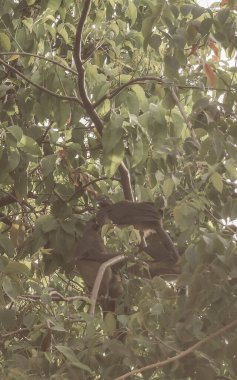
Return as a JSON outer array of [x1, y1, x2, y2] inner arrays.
[[96, 196, 180, 260], [143, 232, 184, 263], [96, 196, 163, 234]]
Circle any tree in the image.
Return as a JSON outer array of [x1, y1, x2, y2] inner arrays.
[[0, 0, 237, 379]]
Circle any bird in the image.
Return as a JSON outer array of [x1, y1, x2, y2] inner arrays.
[[143, 232, 184, 263], [96, 196, 179, 260], [96, 196, 163, 235]]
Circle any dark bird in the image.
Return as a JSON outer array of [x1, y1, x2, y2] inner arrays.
[[143, 232, 183, 262], [96, 196, 180, 260], [96, 196, 163, 234]]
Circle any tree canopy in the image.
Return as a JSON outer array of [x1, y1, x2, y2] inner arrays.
[[0, 0, 237, 379]]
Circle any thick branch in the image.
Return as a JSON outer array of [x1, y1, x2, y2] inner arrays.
[[73, 0, 103, 133], [73, 0, 134, 201], [118, 163, 134, 201], [89, 254, 126, 317], [0, 57, 82, 105], [114, 318, 237, 380], [0, 191, 38, 211], [0, 193, 17, 207], [0, 212, 12, 226]]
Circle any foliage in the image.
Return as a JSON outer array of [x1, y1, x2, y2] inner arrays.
[[0, 0, 237, 379]]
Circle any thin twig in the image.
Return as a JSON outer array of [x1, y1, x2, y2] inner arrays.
[[17, 293, 89, 302], [155, 335, 181, 353], [0, 57, 82, 106], [1, 327, 29, 338], [113, 318, 237, 380], [81, 176, 121, 191], [170, 86, 200, 146], [93, 75, 237, 109], [0, 51, 78, 75]]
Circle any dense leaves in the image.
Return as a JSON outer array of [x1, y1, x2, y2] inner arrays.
[[0, 0, 237, 379]]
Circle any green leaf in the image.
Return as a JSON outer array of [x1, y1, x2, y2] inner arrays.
[[102, 114, 124, 154], [149, 103, 166, 125], [36, 215, 58, 233], [41, 154, 56, 177], [163, 178, 174, 198], [2, 276, 22, 300], [56, 345, 93, 373], [174, 204, 196, 231], [200, 18, 212, 35], [210, 172, 223, 193], [4, 262, 30, 276], [14, 171, 28, 199], [0, 32, 11, 51], [164, 55, 179, 78], [0, 234, 15, 257], [125, 92, 139, 115], [47, 0, 62, 11], [171, 110, 184, 136], [104, 140, 124, 178], [57, 24, 69, 44], [8, 148, 20, 171], [7, 126, 23, 141], [132, 84, 148, 112], [225, 160, 237, 180], [0, 309, 17, 329], [126, 1, 137, 26], [18, 135, 41, 156], [22, 18, 33, 33], [132, 137, 143, 168], [104, 312, 117, 336], [53, 101, 71, 128]]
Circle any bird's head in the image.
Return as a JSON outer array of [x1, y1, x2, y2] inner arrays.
[[96, 195, 113, 208]]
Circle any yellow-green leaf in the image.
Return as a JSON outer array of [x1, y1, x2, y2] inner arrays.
[[163, 178, 174, 198], [126, 1, 137, 26], [104, 140, 124, 178], [0, 33, 11, 51], [210, 172, 223, 193]]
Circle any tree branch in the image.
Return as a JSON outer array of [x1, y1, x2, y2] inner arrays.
[[73, 0, 134, 201], [113, 318, 237, 380], [0, 193, 17, 207], [17, 292, 89, 303], [170, 86, 200, 147], [93, 75, 237, 109], [0, 211, 12, 226], [0, 51, 78, 75], [0, 191, 36, 213], [89, 254, 126, 317], [0, 57, 82, 106], [155, 224, 180, 261], [93, 76, 164, 108]]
